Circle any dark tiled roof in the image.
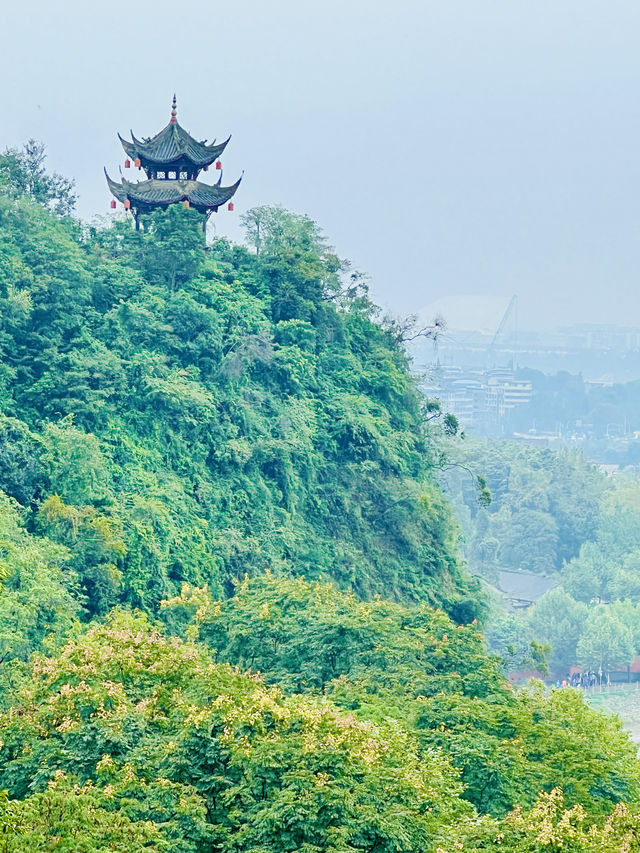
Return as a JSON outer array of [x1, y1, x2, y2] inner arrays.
[[105, 170, 241, 208], [119, 122, 230, 168], [498, 570, 557, 604]]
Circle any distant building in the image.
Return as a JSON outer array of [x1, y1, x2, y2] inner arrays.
[[489, 376, 532, 411], [497, 570, 557, 611], [598, 464, 621, 476], [510, 432, 557, 447], [424, 366, 532, 434]]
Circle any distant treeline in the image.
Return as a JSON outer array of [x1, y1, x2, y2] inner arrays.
[[446, 437, 640, 676], [510, 368, 640, 451]]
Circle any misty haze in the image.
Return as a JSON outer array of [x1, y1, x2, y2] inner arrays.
[[2, 2, 640, 850]]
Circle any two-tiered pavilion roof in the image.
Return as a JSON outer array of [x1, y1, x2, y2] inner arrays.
[[105, 96, 241, 225]]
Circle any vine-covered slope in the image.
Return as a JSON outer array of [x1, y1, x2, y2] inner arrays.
[[0, 197, 475, 619]]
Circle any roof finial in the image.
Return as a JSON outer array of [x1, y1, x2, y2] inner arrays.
[[170, 94, 177, 123]]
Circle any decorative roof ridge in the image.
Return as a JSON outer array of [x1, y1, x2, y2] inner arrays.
[[133, 124, 230, 152], [118, 125, 230, 166]]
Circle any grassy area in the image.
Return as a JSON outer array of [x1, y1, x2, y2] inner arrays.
[[586, 686, 640, 746]]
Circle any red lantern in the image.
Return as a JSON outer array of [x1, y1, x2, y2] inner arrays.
[[124, 159, 131, 168], [228, 202, 234, 212], [124, 199, 131, 210], [183, 200, 190, 208], [110, 200, 116, 209], [215, 161, 222, 170], [134, 158, 141, 168]]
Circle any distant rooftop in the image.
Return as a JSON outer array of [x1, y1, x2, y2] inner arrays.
[[498, 570, 557, 609]]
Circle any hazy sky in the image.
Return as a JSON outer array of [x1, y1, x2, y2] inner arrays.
[[3, 0, 640, 330]]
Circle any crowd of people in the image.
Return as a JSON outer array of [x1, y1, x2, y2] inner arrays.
[[556, 671, 601, 689]]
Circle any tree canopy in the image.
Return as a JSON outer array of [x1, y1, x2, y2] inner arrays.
[[0, 189, 479, 620]]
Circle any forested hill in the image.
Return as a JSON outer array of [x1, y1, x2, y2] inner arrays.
[[3, 150, 640, 851], [0, 188, 476, 621]]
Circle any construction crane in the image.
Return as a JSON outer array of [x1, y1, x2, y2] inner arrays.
[[487, 295, 517, 369]]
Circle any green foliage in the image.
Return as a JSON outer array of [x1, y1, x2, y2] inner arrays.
[[0, 417, 45, 506], [414, 682, 639, 819], [0, 492, 76, 676], [528, 587, 588, 671], [163, 575, 640, 820], [0, 608, 472, 852], [0, 586, 637, 849], [577, 606, 636, 675], [445, 439, 604, 579], [484, 607, 542, 674], [40, 418, 113, 505], [464, 454, 640, 674], [139, 205, 206, 291], [0, 781, 172, 852], [0, 140, 76, 216], [3, 162, 640, 849], [563, 477, 640, 604], [443, 439, 640, 675], [449, 788, 640, 852], [163, 573, 501, 697], [0, 191, 476, 616]]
